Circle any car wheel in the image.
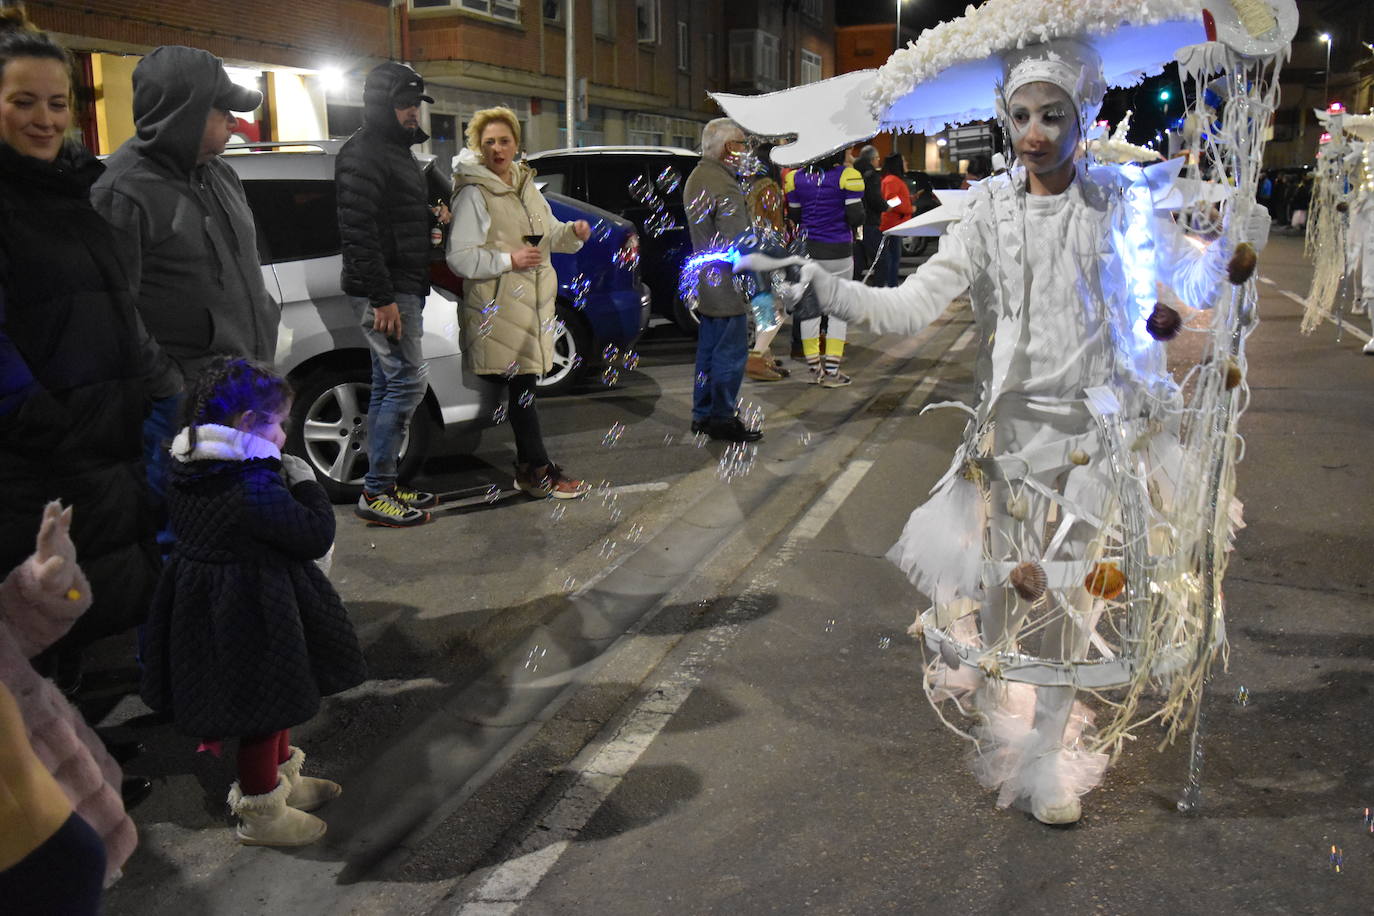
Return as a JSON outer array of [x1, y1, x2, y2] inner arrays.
[[902, 236, 930, 257], [285, 367, 432, 503], [536, 302, 592, 396], [671, 292, 700, 336]]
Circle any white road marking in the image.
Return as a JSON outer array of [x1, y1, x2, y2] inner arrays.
[[1277, 288, 1371, 342], [608, 481, 670, 495], [455, 325, 976, 915], [1258, 275, 1276, 286]]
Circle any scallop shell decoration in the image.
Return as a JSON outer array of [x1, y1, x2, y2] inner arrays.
[[1084, 561, 1127, 600], [1009, 561, 1048, 602]]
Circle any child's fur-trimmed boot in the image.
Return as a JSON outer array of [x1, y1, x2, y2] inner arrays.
[[228, 777, 327, 847], [277, 746, 342, 812]]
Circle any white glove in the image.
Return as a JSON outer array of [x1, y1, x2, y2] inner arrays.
[[774, 280, 807, 312], [281, 453, 318, 488], [798, 260, 839, 313]]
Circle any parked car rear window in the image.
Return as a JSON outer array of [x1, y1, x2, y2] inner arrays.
[[241, 180, 341, 264], [585, 159, 651, 214]]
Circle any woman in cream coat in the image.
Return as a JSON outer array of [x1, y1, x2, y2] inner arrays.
[[447, 107, 591, 499]]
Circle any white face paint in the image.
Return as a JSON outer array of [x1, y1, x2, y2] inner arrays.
[[1005, 81, 1079, 181]]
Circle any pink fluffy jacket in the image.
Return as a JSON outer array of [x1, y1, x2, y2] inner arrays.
[[0, 554, 136, 881]]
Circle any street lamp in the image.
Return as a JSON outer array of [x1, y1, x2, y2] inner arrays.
[[1319, 32, 1331, 105], [896, 0, 908, 52]]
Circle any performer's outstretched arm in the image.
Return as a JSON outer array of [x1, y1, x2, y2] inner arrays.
[[808, 224, 978, 337]]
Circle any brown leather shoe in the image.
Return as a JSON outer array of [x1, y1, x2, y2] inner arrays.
[[745, 352, 783, 381]]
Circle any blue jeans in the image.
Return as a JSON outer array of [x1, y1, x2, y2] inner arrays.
[[882, 236, 903, 287], [692, 313, 748, 423], [354, 293, 427, 494]]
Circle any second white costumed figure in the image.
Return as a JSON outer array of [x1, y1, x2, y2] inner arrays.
[[718, 0, 1295, 825]]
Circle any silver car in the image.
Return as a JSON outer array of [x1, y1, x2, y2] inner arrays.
[[225, 142, 495, 501]]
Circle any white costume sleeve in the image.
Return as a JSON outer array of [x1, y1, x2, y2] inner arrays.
[[813, 221, 979, 336], [446, 185, 513, 279], [1153, 214, 1228, 310]]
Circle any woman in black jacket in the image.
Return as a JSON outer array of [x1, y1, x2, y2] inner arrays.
[[0, 14, 162, 685]]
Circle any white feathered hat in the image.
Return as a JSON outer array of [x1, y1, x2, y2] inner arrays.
[[713, 0, 1297, 167]]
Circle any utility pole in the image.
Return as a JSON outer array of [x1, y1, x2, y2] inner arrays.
[[565, 0, 576, 148]]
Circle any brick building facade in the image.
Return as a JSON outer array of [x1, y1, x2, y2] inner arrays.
[[20, 1, 835, 159]]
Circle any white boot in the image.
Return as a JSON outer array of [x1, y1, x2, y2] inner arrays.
[[228, 777, 327, 847], [278, 746, 342, 812]]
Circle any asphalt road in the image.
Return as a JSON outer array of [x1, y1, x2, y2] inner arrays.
[[91, 235, 1374, 915]]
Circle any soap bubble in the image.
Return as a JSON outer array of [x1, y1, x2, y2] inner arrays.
[[655, 165, 682, 194], [570, 354, 584, 370], [562, 576, 577, 592], [628, 174, 655, 204], [518, 390, 535, 408], [601, 366, 620, 386], [602, 343, 619, 362], [716, 441, 757, 483], [695, 371, 709, 388], [717, 196, 739, 218], [484, 484, 501, 504], [599, 539, 617, 558], [687, 189, 713, 224], [592, 219, 613, 243], [492, 404, 507, 423], [663, 433, 676, 446], [502, 360, 519, 379], [878, 636, 892, 650], [569, 273, 591, 308], [549, 504, 566, 522], [798, 430, 813, 446], [693, 431, 708, 448], [602, 421, 626, 447], [627, 524, 645, 543], [621, 350, 640, 370], [613, 244, 640, 271], [1234, 686, 1250, 706]]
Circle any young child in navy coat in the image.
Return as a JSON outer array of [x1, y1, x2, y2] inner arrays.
[[140, 357, 366, 847]]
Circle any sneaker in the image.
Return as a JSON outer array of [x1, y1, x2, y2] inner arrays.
[[516, 462, 589, 499], [819, 371, 852, 388], [542, 464, 591, 499], [514, 462, 554, 498], [393, 485, 438, 509], [355, 489, 431, 527], [1363, 336, 1374, 355], [706, 417, 763, 443]]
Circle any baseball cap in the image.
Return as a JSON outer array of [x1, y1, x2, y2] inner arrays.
[[392, 73, 434, 108], [212, 64, 263, 113]]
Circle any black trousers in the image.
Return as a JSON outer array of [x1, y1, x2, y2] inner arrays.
[[484, 373, 549, 467]]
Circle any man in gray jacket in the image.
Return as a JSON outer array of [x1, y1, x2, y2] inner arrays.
[[684, 118, 766, 444], [92, 46, 278, 533]]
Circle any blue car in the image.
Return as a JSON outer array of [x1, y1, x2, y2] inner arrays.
[[542, 192, 650, 394]]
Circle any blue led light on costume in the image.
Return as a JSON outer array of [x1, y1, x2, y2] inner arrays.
[[677, 246, 741, 305], [1115, 165, 1163, 361]]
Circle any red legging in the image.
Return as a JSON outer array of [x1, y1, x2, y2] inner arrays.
[[237, 730, 291, 796]]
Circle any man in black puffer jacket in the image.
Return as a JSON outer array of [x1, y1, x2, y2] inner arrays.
[[336, 62, 444, 528]]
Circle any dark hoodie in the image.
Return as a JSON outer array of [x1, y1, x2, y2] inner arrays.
[[91, 46, 277, 389], [335, 62, 433, 308]]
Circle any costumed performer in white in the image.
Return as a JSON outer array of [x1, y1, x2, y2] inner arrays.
[[776, 11, 1271, 825]]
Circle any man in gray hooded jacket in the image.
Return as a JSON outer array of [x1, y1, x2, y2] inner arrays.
[[91, 46, 278, 535]]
